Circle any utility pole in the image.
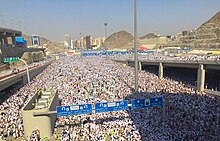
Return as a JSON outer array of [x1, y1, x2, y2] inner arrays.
[[134, 0, 138, 92], [104, 23, 108, 51]]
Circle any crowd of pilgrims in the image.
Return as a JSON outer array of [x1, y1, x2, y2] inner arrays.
[[0, 53, 219, 141]]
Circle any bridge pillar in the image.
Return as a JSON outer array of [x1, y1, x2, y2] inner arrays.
[[3, 36, 8, 45], [0, 37, 3, 45], [158, 62, 163, 79], [139, 62, 142, 70], [12, 36, 16, 45], [197, 64, 205, 92]]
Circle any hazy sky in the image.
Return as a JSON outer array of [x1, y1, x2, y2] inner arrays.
[[0, 0, 220, 42]]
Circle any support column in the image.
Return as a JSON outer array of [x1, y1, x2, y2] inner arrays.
[[138, 62, 142, 70], [0, 37, 3, 45], [3, 36, 8, 45], [159, 62, 163, 79], [12, 36, 16, 45], [197, 64, 205, 92]]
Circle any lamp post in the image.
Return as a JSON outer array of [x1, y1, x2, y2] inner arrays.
[[134, 0, 138, 92], [104, 23, 108, 51], [79, 33, 82, 49], [3, 57, 30, 84], [19, 58, 30, 84]]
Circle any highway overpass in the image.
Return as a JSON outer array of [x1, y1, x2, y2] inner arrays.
[[0, 62, 51, 92], [115, 59, 220, 93]]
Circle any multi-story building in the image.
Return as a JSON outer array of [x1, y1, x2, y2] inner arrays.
[[64, 34, 71, 49], [81, 36, 86, 48], [92, 37, 105, 47], [32, 35, 40, 46], [71, 40, 78, 48], [76, 40, 81, 48], [85, 35, 91, 49], [72, 36, 106, 49]]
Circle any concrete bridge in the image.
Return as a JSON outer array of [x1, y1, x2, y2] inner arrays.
[[115, 59, 220, 93], [0, 62, 51, 92]]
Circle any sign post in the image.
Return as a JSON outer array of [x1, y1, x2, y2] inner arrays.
[[3, 57, 30, 83], [95, 100, 128, 113], [132, 97, 163, 109], [56, 104, 92, 117], [3, 57, 19, 62], [162, 99, 166, 126]]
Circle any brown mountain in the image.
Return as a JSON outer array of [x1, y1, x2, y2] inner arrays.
[[139, 33, 158, 39], [106, 31, 133, 49], [166, 11, 220, 49], [200, 11, 220, 28]]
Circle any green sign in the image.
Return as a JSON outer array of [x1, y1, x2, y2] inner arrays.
[[3, 57, 19, 63]]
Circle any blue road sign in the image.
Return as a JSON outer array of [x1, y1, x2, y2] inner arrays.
[[56, 104, 92, 117], [150, 97, 163, 107], [132, 97, 163, 109], [132, 98, 149, 109], [95, 100, 128, 113], [57, 106, 71, 117]]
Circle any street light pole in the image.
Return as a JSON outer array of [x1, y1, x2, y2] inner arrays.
[[19, 58, 30, 84], [134, 0, 138, 92], [104, 23, 108, 51]]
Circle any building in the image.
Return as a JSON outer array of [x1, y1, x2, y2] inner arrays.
[[85, 35, 91, 49], [77, 40, 81, 48], [72, 36, 106, 49], [182, 31, 189, 36], [92, 37, 106, 48], [64, 34, 71, 49], [71, 40, 78, 48], [32, 35, 40, 46], [80, 36, 86, 48]]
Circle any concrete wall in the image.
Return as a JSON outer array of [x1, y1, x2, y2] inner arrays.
[[0, 45, 45, 63], [23, 90, 42, 110]]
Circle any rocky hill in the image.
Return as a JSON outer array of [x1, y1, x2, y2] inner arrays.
[[45, 42, 66, 53], [106, 31, 133, 49], [166, 11, 220, 49], [139, 33, 158, 39]]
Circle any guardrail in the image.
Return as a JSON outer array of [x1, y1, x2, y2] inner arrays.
[[125, 59, 220, 65]]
